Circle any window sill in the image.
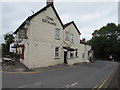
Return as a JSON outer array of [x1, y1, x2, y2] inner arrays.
[[69, 58, 74, 59], [65, 39, 69, 41], [55, 57, 60, 59], [55, 38, 60, 40], [75, 56, 78, 58], [70, 42, 74, 44]]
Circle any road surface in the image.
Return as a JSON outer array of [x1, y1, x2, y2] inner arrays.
[[2, 60, 118, 89]]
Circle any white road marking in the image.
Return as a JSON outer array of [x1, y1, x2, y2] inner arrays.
[[71, 82, 77, 86], [35, 82, 43, 85], [64, 82, 78, 88], [17, 82, 42, 88], [65, 85, 70, 88]]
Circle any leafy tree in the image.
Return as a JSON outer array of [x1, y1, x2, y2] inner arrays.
[[2, 33, 14, 55], [87, 23, 120, 61]]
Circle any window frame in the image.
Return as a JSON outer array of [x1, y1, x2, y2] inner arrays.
[[65, 31, 69, 41], [55, 28, 60, 40], [70, 51, 74, 59], [70, 34, 73, 43], [75, 49, 78, 58], [82, 53, 85, 59], [54, 47, 59, 59]]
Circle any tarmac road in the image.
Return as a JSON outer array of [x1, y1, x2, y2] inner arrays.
[[2, 60, 118, 89], [107, 62, 119, 89]]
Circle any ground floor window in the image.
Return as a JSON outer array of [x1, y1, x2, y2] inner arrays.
[[75, 49, 78, 58], [55, 47, 59, 59], [70, 51, 74, 59], [82, 53, 85, 59]]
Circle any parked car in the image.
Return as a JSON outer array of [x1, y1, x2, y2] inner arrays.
[[2, 55, 15, 65]]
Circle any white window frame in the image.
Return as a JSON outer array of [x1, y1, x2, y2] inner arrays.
[[70, 34, 73, 43], [70, 51, 74, 59], [65, 31, 69, 41], [67, 51, 70, 59], [54, 47, 59, 59], [55, 28, 60, 39]]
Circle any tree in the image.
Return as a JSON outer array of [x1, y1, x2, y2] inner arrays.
[[87, 23, 120, 61], [2, 33, 14, 55]]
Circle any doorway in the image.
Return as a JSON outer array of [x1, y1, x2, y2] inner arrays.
[[64, 51, 67, 64]]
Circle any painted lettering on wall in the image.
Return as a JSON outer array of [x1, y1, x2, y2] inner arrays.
[[42, 16, 56, 26]]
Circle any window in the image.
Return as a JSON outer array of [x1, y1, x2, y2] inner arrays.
[[70, 51, 74, 59], [75, 49, 78, 58], [55, 47, 59, 58], [82, 53, 85, 59], [55, 28, 60, 39], [65, 31, 69, 41], [70, 34, 73, 43]]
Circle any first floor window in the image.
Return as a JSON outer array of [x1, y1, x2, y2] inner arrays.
[[55, 47, 59, 58], [55, 28, 60, 39], [65, 31, 69, 41], [70, 34, 73, 43]]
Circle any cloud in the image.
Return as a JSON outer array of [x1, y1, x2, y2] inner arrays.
[[80, 27, 95, 40], [80, 13, 100, 21], [0, 1, 118, 44]]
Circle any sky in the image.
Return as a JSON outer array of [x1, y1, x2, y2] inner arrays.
[[0, 0, 119, 44]]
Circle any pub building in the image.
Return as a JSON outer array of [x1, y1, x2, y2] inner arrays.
[[11, 0, 93, 69]]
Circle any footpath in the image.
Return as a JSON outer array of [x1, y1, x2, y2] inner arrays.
[[1, 61, 71, 72]]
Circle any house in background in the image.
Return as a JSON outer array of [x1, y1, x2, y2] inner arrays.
[[11, 1, 93, 69], [79, 42, 93, 62]]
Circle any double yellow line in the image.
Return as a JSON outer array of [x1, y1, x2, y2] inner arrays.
[[92, 70, 114, 90]]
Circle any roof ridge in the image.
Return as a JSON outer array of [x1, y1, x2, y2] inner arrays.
[[64, 21, 81, 35], [64, 21, 74, 28], [14, 2, 64, 34]]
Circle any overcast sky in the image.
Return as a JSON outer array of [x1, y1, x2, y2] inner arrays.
[[1, 0, 119, 44]]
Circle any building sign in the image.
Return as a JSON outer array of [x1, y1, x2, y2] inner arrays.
[[42, 16, 56, 26]]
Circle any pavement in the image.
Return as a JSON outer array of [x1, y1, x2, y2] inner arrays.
[[1, 61, 72, 73], [2, 61, 29, 72], [2, 60, 118, 89]]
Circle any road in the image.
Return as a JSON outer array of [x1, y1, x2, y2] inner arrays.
[[2, 60, 118, 89], [107, 62, 119, 89]]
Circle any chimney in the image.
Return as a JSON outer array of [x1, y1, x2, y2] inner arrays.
[[46, 0, 53, 5]]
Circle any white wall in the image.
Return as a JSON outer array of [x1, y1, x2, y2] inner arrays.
[[27, 6, 64, 68], [79, 44, 91, 62], [63, 23, 81, 65]]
